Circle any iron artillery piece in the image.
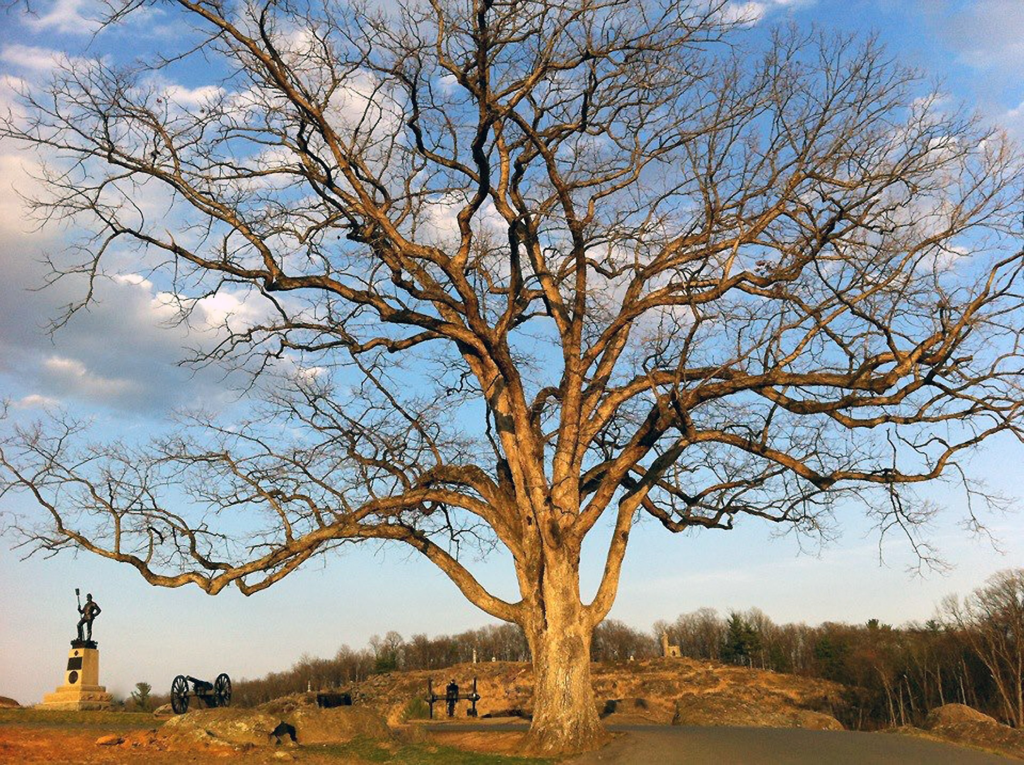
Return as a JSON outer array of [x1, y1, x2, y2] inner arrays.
[[170, 672, 232, 714], [426, 677, 481, 718]]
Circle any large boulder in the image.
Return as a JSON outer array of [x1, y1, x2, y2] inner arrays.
[[283, 706, 391, 745], [920, 704, 1024, 761], [0, 697, 21, 709], [159, 708, 285, 747], [672, 695, 842, 730], [600, 697, 659, 723], [159, 702, 392, 749], [925, 703, 999, 729], [793, 710, 844, 731]]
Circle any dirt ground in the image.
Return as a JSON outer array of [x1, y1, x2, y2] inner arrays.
[[0, 724, 259, 764], [3, 713, 1023, 765], [0, 711, 543, 764]]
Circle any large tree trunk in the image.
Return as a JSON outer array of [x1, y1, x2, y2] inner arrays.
[[520, 552, 606, 755]]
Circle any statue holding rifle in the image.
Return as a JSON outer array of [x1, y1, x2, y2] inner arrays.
[[75, 588, 101, 645]]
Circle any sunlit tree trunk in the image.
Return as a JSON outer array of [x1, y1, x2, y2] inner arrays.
[[519, 551, 605, 754]]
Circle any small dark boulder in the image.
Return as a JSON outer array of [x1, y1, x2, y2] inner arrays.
[[316, 692, 352, 708], [270, 721, 297, 744]]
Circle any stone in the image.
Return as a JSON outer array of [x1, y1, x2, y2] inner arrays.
[[152, 703, 175, 718], [158, 702, 392, 749], [793, 710, 844, 730], [283, 706, 391, 745], [0, 697, 21, 709], [671, 695, 842, 730], [95, 734, 123, 746], [925, 703, 999, 729], [36, 646, 112, 711], [159, 708, 286, 747]]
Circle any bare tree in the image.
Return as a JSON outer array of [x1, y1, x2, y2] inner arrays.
[[942, 570, 1024, 727], [2, 0, 1023, 752]]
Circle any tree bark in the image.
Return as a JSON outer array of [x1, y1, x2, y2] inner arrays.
[[520, 553, 606, 755]]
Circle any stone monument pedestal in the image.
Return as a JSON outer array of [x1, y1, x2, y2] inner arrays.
[[36, 642, 113, 711]]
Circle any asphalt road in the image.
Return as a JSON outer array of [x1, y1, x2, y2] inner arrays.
[[568, 725, 1017, 765], [428, 722, 1016, 764]]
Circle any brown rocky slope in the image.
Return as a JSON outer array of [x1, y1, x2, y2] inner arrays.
[[344, 657, 846, 729], [912, 703, 1024, 760]]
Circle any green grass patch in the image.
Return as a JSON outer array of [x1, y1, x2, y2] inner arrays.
[[0, 708, 162, 730], [314, 736, 550, 764], [400, 697, 432, 722]]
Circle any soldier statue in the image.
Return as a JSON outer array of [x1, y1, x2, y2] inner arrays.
[[76, 591, 101, 643]]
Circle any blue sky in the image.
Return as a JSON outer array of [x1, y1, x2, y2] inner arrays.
[[2, 0, 1024, 706]]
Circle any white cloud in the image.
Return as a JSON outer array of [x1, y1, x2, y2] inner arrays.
[[159, 84, 225, 109], [111, 273, 154, 291], [22, 0, 100, 34], [924, 0, 1024, 73], [722, 2, 766, 25], [191, 289, 266, 332], [0, 154, 47, 237], [13, 393, 59, 409], [0, 245, 267, 413], [720, 0, 811, 25], [0, 45, 64, 73], [1002, 99, 1024, 138], [42, 355, 140, 402]]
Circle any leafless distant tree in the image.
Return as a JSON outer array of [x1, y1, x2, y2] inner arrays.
[[591, 618, 657, 661], [942, 569, 1024, 727], [2, 0, 1023, 752], [657, 607, 727, 661]]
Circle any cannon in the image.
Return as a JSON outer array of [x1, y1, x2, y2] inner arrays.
[[170, 673, 232, 714], [426, 677, 480, 719]]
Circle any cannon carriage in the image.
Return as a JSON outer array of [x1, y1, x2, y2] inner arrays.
[[170, 673, 232, 714], [425, 677, 480, 718]]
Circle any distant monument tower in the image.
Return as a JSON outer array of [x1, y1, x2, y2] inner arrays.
[[661, 632, 681, 658], [36, 589, 113, 711]]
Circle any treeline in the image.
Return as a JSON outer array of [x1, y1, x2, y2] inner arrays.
[[230, 623, 529, 706], [225, 570, 1024, 731], [654, 609, 999, 730]]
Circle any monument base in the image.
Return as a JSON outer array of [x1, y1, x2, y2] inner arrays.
[[37, 685, 114, 711], [35, 645, 113, 711]]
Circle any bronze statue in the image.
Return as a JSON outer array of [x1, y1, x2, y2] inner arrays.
[[75, 589, 101, 643]]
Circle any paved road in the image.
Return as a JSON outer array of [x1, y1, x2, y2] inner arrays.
[[568, 725, 1017, 765], [428, 722, 1016, 764]]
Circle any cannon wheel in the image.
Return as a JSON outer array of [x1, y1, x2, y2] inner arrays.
[[170, 675, 190, 715], [213, 673, 232, 708]]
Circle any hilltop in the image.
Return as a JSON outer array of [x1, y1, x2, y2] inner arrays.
[[346, 657, 846, 730]]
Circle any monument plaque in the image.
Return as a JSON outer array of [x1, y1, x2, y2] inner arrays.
[[36, 590, 113, 711]]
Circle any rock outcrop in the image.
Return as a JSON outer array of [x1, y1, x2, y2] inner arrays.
[[159, 708, 289, 747], [924, 703, 998, 729], [158, 702, 392, 749], [917, 703, 1024, 760], [284, 706, 390, 744], [671, 692, 843, 730]]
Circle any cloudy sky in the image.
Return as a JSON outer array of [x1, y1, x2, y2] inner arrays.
[[2, 0, 1024, 706]]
